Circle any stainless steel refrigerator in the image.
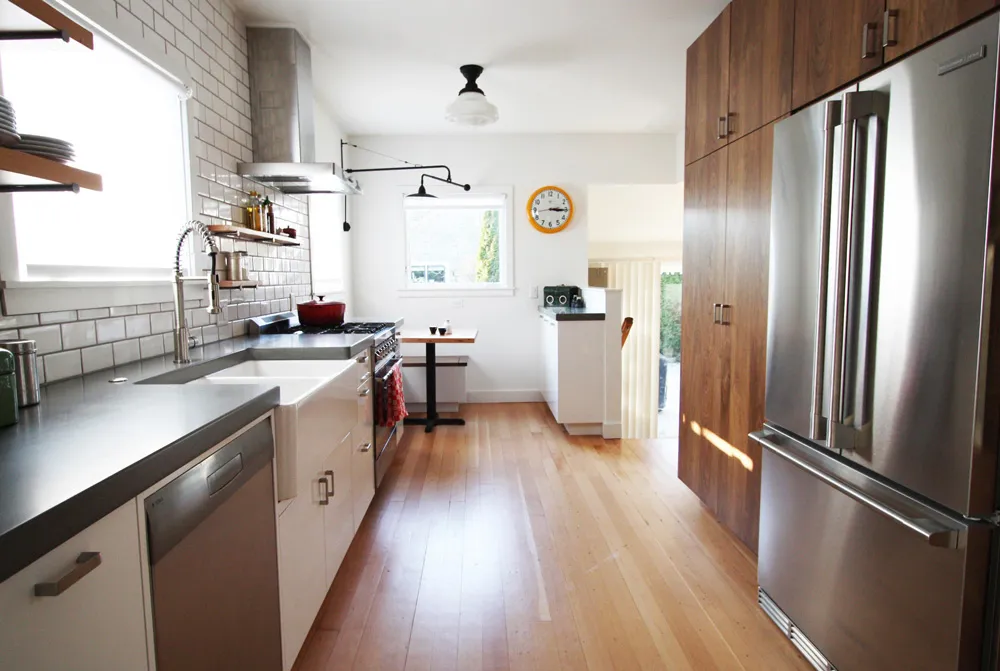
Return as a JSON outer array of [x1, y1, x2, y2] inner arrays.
[[753, 12, 1000, 671]]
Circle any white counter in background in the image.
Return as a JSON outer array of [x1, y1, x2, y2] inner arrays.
[[539, 287, 622, 438]]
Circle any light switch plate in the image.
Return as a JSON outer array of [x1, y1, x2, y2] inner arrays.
[[530, 286, 539, 299]]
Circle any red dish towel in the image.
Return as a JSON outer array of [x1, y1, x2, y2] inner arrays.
[[380, 367, 407, 427]]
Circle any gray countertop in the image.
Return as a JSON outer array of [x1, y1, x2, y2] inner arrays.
[[538, 305, 607, 321], [0, 332, 377, 583]]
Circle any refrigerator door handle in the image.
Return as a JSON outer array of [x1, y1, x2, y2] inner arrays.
[[830, 91, 889, 450], [810, 100, 843, 441], [752, 431, 961, 548]]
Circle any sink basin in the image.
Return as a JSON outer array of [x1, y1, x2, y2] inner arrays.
[[187, 376, 330, 406], [208, 360, 355, 380]]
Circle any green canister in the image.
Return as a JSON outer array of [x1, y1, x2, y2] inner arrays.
[[0, 348, 18, 427]]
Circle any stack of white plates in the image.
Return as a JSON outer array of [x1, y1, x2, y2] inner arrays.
[[0, 97, 19, 147], [15, 135, 75, 164]]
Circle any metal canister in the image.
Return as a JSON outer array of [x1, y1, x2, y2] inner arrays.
[[0, 349, 18, 427], [0, 340, 41, 407]]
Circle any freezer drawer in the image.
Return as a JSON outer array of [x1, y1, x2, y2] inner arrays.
[[754, 429, 991, 671]]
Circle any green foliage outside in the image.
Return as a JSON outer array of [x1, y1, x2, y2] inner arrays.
[[660, 272, 682, 359], [476, 209, 500, 283]]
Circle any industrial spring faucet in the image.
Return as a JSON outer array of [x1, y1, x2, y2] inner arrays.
[[173, 221, 223, 364]]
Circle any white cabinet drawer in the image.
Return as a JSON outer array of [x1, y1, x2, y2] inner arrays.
[[0, 502, 148, 671]]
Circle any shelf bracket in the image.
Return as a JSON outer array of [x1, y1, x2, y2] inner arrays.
[[0, 183, 79, 194], [0, 29, 69, 42]]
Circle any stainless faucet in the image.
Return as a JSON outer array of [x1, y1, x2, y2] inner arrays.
[[173, 221, 223, 364]]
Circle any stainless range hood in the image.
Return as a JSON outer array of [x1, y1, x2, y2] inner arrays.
[[237, 28, 360, 195]]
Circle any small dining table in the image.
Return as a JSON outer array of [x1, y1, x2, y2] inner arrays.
[[400, 328, 478, 433]]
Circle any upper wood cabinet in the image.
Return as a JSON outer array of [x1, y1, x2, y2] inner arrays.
[[883, 0, 999, 62], [685, 6, 731, 165], [728, 0, 795, 141], [792, 0, 885, 109]]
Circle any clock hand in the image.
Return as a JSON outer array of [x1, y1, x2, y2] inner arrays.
[[538, 207, 569, 212]]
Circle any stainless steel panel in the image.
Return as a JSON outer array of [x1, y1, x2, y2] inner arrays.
[[766, 88, 851, 441], [848, 14, 1000, 515], [756, 429, 991, 671]]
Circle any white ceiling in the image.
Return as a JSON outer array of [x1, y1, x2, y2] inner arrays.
[[229, 0, 729, 135]]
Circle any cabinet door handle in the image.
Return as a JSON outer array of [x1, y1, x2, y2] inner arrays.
[[882, 9, 899, 47], [325, 470, 335, 497], [862, 22, 878, 59], [721, 304, 733, 326], [356, 353, 368, 364], [359, 388, 371, 397], [359, 442, 373, 453], [727, 113, 736, 136], [34, 552, 102, 597], [712, 303, 721, 324], [319, 477, 330, 505], [716, 116, 728, 140]]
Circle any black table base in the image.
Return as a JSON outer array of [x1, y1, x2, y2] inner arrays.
[[404, 342, 466, 433]]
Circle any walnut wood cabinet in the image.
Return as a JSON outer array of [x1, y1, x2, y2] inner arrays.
[[686, 0, 793, 165], [679, 123, 774, 553], [883, 0, 999, 62]]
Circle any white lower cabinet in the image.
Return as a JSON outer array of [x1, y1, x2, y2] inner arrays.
[[539, 313, 605, 426], [0, 502, 149, 671], [323, 431, 355, 587]]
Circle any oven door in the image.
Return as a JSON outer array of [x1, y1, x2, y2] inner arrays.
[[373, 355, 402, 486]]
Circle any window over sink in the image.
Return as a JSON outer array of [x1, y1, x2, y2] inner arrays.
[[402, 189, 513, 295], [0, 32, 191, 286]]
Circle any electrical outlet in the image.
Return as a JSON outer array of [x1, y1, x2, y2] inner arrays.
[[530, 286, 539, 299]]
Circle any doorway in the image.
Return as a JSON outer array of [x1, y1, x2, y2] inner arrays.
[[658, 269, 682, 438]]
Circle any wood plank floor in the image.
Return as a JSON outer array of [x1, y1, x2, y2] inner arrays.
[[293, 403, 809, 671]]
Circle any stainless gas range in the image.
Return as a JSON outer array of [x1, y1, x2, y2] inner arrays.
[[248, 313, 402, 488]]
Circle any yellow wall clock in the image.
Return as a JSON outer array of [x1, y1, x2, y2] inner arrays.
[[527, 186, 574, 234]]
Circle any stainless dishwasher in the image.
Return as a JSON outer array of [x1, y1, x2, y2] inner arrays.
[[145, 418, 282, 671]]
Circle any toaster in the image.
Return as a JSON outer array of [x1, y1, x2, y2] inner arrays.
[[543, 285, 581, 307]]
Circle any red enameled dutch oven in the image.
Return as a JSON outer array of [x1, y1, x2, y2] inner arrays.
[[297, 296, 346, 327]]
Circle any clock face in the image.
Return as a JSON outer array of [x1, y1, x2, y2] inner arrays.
[[528, 186, 573, 233]]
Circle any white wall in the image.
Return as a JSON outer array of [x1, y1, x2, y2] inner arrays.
[[310, 102, 353, 308], [587, 183, 684, 262], [348, 133, 679, 400]]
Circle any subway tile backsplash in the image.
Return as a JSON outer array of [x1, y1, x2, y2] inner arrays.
[[2, 0, 316, 385]]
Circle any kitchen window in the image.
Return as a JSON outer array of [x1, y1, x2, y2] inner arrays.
[[402, 190, 513, 295], [0, 32, 191, 289]]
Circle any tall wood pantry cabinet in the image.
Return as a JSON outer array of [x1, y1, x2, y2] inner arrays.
[[679, 123, 774, 553]]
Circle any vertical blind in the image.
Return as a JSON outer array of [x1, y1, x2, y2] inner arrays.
[[608, 260, 662, 439]]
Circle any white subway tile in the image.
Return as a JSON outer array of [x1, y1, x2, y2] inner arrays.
[[39, 310, 78, 325], [112, 339, 140, 365], [218, 323, 233, 340], [191, 309, 210, 327], [44, 350, 82, 382], [159, 302, 174, 311], [202, 325, 218, 344], [78, 308, 111, 320], [125, 314, 151, 338], [20, 325, 62, 354], [96, 317, 127, 344], [162, 332, 175, 353], [150, 312, 174, 334], [81, 344, 114, 374], [0, 314, 39, 329], [137, 303, 160, 314], [0, 330, 18, 340], [233, 320, 246, 337], [139, 335, 165, 358], [61, 321, 97, 350], [110, 305, 137, 317], [128, 0, 155, 25]]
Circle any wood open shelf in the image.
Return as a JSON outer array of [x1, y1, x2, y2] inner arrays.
[[0, 146, 102, 191], [3, 0, 94, 49], [219, 280, 258, 289], [207, 225, 301, 247]]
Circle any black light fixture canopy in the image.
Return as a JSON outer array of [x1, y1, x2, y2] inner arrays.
[[458, 64, 485, 95]]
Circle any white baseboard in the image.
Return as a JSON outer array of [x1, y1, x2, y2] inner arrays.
[[564, 423, 603, 436], [602, 422, 622, 439], [466, 390, 544, 403]]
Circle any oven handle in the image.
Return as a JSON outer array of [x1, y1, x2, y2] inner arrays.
[[375, 356, 403, 383]]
